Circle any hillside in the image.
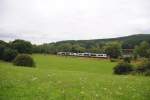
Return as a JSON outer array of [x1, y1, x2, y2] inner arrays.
[[55, 34, 150, 49], [31, 34, 150, 54]]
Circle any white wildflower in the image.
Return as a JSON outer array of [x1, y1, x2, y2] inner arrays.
[[95, 94, 99, 97], [32, 77, 38, 81], [118, 87, 122, 90], [116, 91, 123, 95], [103, 88, 107, 90], [80, 91, 84, 95], [57, 81, 62, 84], [62, 90, 65, 94], [47, 74, 50, 77]]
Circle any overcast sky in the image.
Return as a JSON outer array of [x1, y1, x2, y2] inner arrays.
[[0, 0, 150, 44]]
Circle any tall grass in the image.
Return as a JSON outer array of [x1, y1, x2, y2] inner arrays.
[[0, 54, 150, 100]]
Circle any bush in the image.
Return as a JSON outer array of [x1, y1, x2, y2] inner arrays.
[[113, 62, 134, 75], [13, 54, 35, 67], [144, 70, 150, 76], [136, 60, 150, 73], [2, 48, 18, 61], [123, 57, 131, 63]]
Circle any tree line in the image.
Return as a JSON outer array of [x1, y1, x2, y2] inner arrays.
[[0, 39, 32, 62], [0, 37, 150, 60], [32, 34, 150, 58], [0, 34, 150, 61]]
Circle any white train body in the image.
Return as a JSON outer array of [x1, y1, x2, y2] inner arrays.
[[57, 52, 107, 58]]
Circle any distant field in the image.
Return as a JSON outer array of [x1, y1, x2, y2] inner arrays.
[[0, 54, 150, 100]]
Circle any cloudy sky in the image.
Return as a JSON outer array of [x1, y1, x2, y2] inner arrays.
[[0, 0, 150, 44]]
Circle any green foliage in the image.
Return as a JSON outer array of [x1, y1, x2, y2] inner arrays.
[[144, 70, 150, 76], [133, 50, 138, 60], [11, 39, 32, 54], [13, 54, 35, 67], [0, 44, 6, 59], [121, 34, 150, 49], [114, 62, 134, 75], [136, 60, 150, 73], [24, 34, 150, 54], [104, 42, 122, 58], [123, 57, 131, 63], [0, 40, 9, 59], [2, 48, 18, 61], [134, 41, 150, 58], [1, 34, 150, 55], [147, 49, 150, 58], [71, 44, 85, 53], [0, 40, 9, 47], [57, 43, 72, 52], [32, 43, 58, 54]]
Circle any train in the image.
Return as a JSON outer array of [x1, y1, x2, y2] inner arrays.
[[57, 52, 108, 58]]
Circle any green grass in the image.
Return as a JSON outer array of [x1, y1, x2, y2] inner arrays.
[[0, 54, 150, 100]]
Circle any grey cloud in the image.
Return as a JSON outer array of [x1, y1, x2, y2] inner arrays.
[[0, 0, 150, 44]]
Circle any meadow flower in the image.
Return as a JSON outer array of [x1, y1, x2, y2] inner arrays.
[[132, 88, 136, 91], [47, 74, 51, 77], [132, 95, 136, 98], [32, 77, 38, 81], [38, 87, 41, 90], [57, 80, 62, 84], [52, 73, 56, 76], [79, 77, 82, 81], [61, 89, 65, 94], [118, 87, 122, 90], [95, 94, 99, 97], [103, 88, 107, 91], [81, 86, 84, 89], [80, 91, 85, 95], [124, 76, 128, 79], [115, 91, 123, 95]]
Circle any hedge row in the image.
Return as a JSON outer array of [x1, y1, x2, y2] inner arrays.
[[113, 60, 150, 76]]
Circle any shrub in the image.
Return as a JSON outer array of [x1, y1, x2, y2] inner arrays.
[[136, 60, 150, 73], [123, 57, 131, 63], [113, 62, 134, 75], [13, 54, 35, 67], [2, 48, 18, 61], [144, 70, 150, 76]]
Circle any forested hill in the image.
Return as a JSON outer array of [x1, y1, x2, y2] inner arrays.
[[55, 34, 150, 49], [1, 34, 150, 54]]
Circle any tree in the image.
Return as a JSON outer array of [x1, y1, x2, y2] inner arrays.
[[0, 40, 9, 59], [136, 59, 150, 76], [147, 49, 150, 58], [57, 43, 72, 52], [104, 42, 122, 58], [11, 39, 32, 54], [2, 48, 18, 61], [89, 43, 104, 53], [0, 40, 8, 46], [134, 41, 150, 58], [0, 44, 6, 59], [71, 44, 85, 53]]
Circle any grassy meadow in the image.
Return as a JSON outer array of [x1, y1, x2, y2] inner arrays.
[[0, 54, 150, 100]]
